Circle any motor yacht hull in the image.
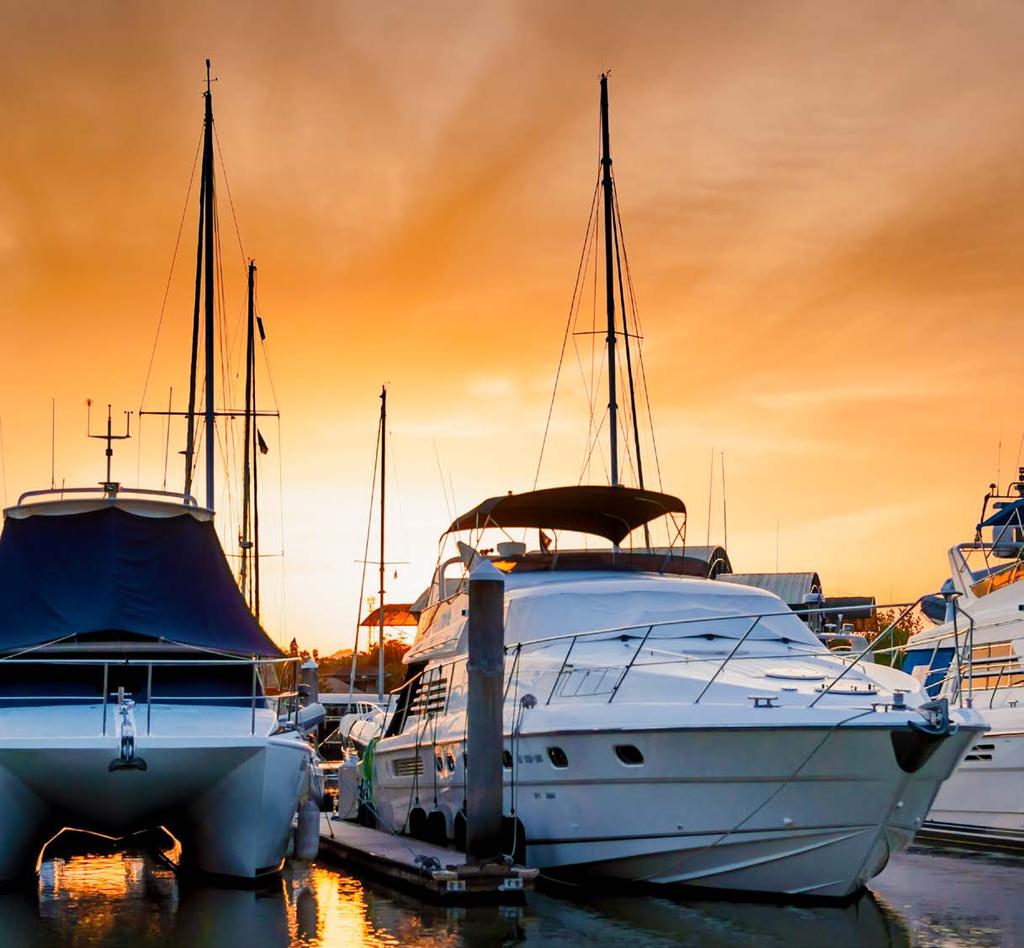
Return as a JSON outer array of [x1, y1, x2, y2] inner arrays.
[[370, 719, 981, 898], [923, 707, 1024, 836], [0, 705, 311, 882]]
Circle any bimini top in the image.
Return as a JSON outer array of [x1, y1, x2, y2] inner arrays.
[[445, 485, 686, 546], [978, 497, 1024, 529], [0, 502, 281, 656]]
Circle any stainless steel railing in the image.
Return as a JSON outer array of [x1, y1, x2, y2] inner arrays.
[[498, 599, 933, 708], [0, 655, 301, 736]]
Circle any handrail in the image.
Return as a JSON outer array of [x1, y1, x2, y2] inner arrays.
[[809, 596, 926, 707], [0, 655, 301, 737], [693, 616, 761, 705], [15, 485, 200, 507], [501, 600, 915, 654], [0, 657, 295, 666]]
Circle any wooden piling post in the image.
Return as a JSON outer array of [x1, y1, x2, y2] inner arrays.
[[465, 559, 505, 863]]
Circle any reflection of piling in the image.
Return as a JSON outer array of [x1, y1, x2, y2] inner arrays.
[[465, 560, 505, 864]]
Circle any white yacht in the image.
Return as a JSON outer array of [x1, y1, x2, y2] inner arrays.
[[363, 485, 983, 898], [0, 63, 314, 882], [355, 73, 983, 898], [903, 470, 1024, 843]]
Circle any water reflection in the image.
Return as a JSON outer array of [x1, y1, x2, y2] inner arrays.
[[0, 844, 1017, 946]]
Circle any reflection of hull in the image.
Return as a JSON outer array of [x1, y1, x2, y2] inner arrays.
[[0, 704, 310, 882], [924, 708, 1024, 836], [373, 720, 981, 898]]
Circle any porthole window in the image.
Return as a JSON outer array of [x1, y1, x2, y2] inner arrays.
[[502, 750, 513, 769], [614, 744, 644, 766], [547, 746, 569, 768]]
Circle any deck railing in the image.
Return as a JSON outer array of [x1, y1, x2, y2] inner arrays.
[[496, 598, 951, 708], [0, 655, 301, 736]]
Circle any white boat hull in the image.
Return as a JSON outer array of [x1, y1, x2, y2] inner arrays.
[[924, 707, 1024, 834], [371, 719, 980, 898], [0, 704, 311, 881]]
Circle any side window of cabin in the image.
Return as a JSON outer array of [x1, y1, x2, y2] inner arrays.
[[970, 641, 1024, 689]]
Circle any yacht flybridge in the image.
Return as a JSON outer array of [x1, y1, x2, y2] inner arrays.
[[356, 75, 984, 898], [0, 63, 313, 882], [902, 471, 1024, 842]]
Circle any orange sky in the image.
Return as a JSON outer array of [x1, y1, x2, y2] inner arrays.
[[2, 1, 1024, 654]]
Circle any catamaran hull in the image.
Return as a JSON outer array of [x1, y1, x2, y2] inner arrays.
[[371, 721, 981, 898], [0, 733, 310, 882]]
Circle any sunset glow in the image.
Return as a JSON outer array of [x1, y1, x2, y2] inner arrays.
[[2, 2, 1023, 653]]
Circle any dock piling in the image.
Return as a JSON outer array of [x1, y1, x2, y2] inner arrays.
[[465, 559, 505, 864]]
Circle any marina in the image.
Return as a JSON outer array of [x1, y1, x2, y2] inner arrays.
[[3, 2, 1024, 944], [0, 842, 1019, 946]]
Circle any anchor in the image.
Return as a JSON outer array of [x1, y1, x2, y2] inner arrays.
[[109, 688, 148, 772]]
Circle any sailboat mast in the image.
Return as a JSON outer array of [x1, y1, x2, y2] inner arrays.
[[202, 60, 217, 511], [600, 74, 619, 488], [252, 323, 261, 624], [378, 385, 386, 701], [184, 93, 209, 498], [240, 260, 255, 601]]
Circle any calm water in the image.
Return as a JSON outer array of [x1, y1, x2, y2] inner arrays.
[[0, 844, 1020, 947]]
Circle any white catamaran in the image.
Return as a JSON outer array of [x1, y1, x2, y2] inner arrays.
[[0, 63, 313, 883]]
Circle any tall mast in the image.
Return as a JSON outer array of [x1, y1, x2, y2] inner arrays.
[[184, 81, 209, 497], [378, 385, 386, 701], [252, 317, 261, 624], [600, 74, 619, 488], [240, 260, 255, 602], [202, 60, 217, 511]]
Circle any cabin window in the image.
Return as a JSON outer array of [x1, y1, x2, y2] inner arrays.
[[614, 744, 644, 766], [405, 669, 449, 723], [967, 642, 1024, 690], [435, 755, 444, 773], [446, 753, 456, 772], [547, 746, 569, 768], [502, 750, 513, 769]]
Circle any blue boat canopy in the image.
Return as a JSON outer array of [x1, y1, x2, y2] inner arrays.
[[0, 504, 282, 656], [978, 497, 1024, 528]]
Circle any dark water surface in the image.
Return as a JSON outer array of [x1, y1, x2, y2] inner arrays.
[[0, 844, 1019, 947]]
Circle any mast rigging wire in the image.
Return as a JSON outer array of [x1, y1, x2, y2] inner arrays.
[[533, 176, 601, 490], [347, 415, 383, 714], [139, 125, 204, 415]]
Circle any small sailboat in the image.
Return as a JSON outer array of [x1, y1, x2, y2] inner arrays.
[[0, 62, 313, 882], [903, 470, 1024, 843], [360, 74, 985, 898]]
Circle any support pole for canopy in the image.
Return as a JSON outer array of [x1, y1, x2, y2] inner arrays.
[[600, 73, 619, 489]]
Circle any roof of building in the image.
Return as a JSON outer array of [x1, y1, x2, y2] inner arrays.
[[822, 595, 876, 620], [716, 571, 822, 606], [360, 603, 418, 627]]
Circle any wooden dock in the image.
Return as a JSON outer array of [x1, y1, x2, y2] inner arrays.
[[317, 815, 536, 903]]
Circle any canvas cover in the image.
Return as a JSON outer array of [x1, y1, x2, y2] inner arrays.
[[0, 504, 281, 656]]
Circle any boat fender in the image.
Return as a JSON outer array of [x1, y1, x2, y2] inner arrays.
[[336, 753, 360, 820], [892, 698, 955, 774], [294, 798, 320, 860]]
